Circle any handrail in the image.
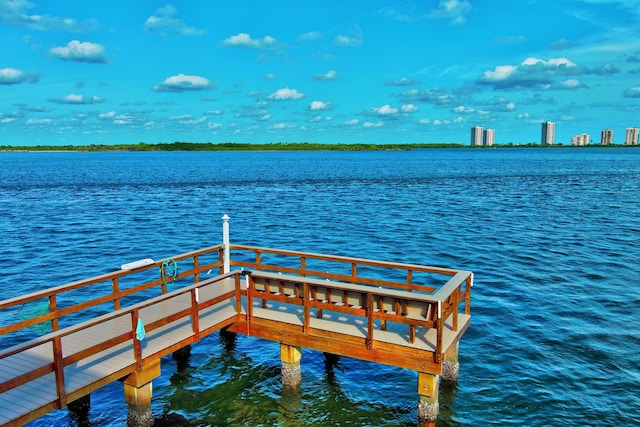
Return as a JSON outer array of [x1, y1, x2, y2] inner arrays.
[[229, 244, 461, 293], [230, 244, 460, 275], [0, 270, 242, 403], [0, 244, 225, 338]]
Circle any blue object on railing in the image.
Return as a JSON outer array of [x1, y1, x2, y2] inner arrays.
[[136, 318, 145, 341]]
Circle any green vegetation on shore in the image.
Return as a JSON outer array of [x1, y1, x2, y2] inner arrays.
[[0, 142, 466, 152], [0, 141, 633, 152]]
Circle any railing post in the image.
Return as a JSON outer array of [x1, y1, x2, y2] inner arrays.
[[49, 295, 59, 332], [52, 335, 67, 409], [465, 273, 473, 315], [112, 277, 121, 311], [222, 214, 231, 273]]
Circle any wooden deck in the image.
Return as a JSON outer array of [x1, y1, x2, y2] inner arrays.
[[0, 243, 472, 426]]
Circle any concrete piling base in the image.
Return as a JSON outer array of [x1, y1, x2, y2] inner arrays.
[[441, 360, 459, 382], [417, 399, 440, 423], [126, 402, 154, 427], [442, 342, 460, 382], [417, 372, 440, 422], [280, 344, 302, 387]]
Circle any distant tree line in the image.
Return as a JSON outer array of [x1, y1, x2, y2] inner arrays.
[[0, 141, 466, 152]]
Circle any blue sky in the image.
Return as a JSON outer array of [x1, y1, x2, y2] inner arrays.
[[1, 0, 640, 146]]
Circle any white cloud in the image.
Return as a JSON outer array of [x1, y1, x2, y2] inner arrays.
[[267, 87, 304, 100], [223, 33, 276, 49], [50, 40, 106, 63], [144, 5, 205, 36], [624, 86, 640, 98], [401, 104, 418, 113], [371, 104, 398, 115], [363, 121, 384, 128], [314, 70, 338, 81], [309, 100, 329, 110], [522, 57, 576, 67], [299, 31, 322, 41], [0, 67, 28, 84], [562, 79, 581, 88], [270, 123, 294, 129], [386, 77, 416, 87], [153, 73, 212, 92], [26, 118, 53, 124], [98, 111, 117, 119], [453, 105, 474, 114], [50, 94, 103, 104], [478, 56, 586, 89], [334, 27, 363, 47], [0, 0, 98, 32], [428, 0, 473, 25], [343, 119, 359, 126], [481, 65, 517, 82]]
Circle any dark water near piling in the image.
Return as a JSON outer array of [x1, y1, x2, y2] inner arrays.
[[1, 148, 639, 426]]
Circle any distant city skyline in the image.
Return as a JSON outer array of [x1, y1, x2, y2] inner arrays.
[[469, 121, 639, 146]]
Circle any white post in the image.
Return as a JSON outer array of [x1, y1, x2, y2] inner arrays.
[[222, 214, 231, 273]]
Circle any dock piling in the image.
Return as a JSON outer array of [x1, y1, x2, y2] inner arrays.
[[123, 360, 161, 427], [280, 344, 302, 387], [172, 345, 192, 371], [67, 394, 91, 426], [417, 372, 440, 422]]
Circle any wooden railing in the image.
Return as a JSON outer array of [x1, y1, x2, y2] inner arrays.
[[230, 244, 471, 315], [0, 270, 243, 412], [245, 269, 472, 364], [0, 245, 225, 341], [1, 245, 472, 344]]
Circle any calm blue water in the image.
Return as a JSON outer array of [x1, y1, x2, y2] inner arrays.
[[1, 148, 639, 426]]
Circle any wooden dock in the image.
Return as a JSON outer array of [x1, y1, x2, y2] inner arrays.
[[0, 218, 472, 426]]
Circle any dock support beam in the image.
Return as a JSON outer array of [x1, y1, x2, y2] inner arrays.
[[123, 360, 161, 427], [280, 344, 302, 387], [417, 372, 439, 423], [442, 342, 459, 382]]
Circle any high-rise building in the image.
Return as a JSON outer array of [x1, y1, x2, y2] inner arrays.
[[600, 129, 614, 145], [571, 133, 589, 146], [484, 129, 495, 146], [470, 126, 483, 146], [625, 127, 639, 145], [541, 121, 555, 145]]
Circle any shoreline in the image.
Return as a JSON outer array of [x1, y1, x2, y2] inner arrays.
[[0, 142, 637, 152]]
